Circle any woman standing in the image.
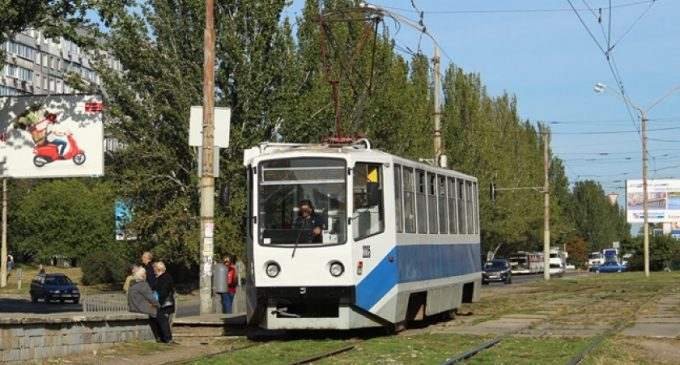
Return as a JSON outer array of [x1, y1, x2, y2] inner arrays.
[[127, 267, 160, 341], [153, 261, 175, 343]]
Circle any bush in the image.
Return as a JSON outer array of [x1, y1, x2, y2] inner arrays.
[[80, 246, 129, 285]]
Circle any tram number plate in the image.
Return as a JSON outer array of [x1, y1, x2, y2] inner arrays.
[[362, 245, 371, 258]]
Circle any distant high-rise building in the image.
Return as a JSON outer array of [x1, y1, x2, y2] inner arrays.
[[1, 29, 121, 97]]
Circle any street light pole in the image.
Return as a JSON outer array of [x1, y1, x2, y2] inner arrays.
[[543, 130, 551, 281], [199, 0, 216, 314], [640, 110, 650, 277]]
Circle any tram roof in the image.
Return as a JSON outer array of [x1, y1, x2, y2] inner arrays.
[[244, 142, 477, 181]]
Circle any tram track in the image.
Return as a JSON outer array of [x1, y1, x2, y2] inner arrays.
[[284, 343, 359, 365]]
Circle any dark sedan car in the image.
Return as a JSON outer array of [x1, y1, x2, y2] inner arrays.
[[482, 259, 512, 285], [30, 273, 80, 303]]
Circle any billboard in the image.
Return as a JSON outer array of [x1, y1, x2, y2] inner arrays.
[[0, 94, 104, 178], [626, 179, 680, 223]]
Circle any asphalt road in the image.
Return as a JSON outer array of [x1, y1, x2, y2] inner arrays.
[[0, 297, 82, 314], [483, 271, 590, 288]]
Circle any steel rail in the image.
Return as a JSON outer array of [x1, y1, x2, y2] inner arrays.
[[439, 336, 503, 365], [285, 344, 357, 365]]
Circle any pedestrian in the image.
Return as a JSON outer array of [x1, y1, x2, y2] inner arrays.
[[38, 264, 45, 275], [127, 267, 161, 342], [123, 264, 140, 293], [221, 255, 238, 314], [141, 251, 157, 289], [153, 261, 175, 344], [6, 255, 13, 277]]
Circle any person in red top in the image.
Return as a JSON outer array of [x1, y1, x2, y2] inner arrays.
[[221, 255, 238, 314]]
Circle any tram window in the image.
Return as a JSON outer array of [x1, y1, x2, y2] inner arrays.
[[438, 175, 448, 234], [416, 170, 427, 234], [447, 177, 457, 234], [394, 165, 403, 233], [427, 172, 438, 233], [458, 179, 466, 234], [466, 181, 474, 234], [258, 158, 347, 245], [403, 167, 416, 233], [473, 182, 479, 234], [353, 163, 384, 240]]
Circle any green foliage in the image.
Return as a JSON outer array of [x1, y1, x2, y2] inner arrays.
[[5, 0, 631, 271], [570, 180, 630, 251], [10, 179, 115, 262], [623, 235, 680, 271], [80, 242, 129, 285]]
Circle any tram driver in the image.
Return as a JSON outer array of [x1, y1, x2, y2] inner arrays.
[[293, 200, 324, 243]]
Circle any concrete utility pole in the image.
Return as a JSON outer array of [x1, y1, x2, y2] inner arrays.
[[432, 46, 443, 166], [543, 130, 551, 281], [199, 0, 216, 314], [641, 110, 650, 278], [1, 179, 7, 288]]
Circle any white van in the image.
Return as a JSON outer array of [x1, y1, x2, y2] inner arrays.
[[549, 248, 565, 276]]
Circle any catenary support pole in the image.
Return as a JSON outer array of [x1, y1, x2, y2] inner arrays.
[[199, 0, 216, 314], [1, 178, 7, 288], [432, 46, 442, 166], [543, 130, 551, 281], [641, 110, 650, 278]]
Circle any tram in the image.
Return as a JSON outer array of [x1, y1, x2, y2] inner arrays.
[[243, 140, 481, 330]]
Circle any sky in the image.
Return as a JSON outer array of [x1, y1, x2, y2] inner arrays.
[[284, 0, 680, 207]]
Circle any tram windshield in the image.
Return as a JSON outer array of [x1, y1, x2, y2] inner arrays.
[[258, 158, 347, 245]]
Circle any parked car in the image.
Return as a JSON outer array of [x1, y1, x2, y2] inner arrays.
[[482, 259, 512, 285], [30, 273, 80, 304], [596, 261, 627, 273]]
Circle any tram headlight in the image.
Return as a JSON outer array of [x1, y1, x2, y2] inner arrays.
[[329, 261, 344, 277], [265, 262, 281, 278]]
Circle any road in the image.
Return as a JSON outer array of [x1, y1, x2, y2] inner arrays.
[[483, 270, 590, 288], [0, 297, 82, 314]]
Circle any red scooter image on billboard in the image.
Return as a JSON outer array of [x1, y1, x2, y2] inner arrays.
[[33, 133, 86, 167]]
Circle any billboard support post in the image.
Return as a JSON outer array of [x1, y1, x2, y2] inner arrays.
[[0, 178, 7, 288]]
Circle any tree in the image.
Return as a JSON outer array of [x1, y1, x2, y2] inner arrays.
[[565, 236, 588, 268], [570, 180, 629, 251], [10, 179, 115, 262]]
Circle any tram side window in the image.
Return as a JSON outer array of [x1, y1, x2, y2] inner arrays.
[[427, 172, 438, 233], [466, 181, 474, 234], [447, 177, 457, 234], [458, 179, 466, 234], [438, 175, 448, 234], [416, 170, 427, 234], [394, 164, 403, 233], [403, 167, 416, 233], [473, 182, 479, 234], [353, 163, 384, 240]]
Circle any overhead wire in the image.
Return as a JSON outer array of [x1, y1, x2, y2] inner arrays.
[[377, 0, 656, 15]]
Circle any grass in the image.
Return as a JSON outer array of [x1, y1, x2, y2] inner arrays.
[[185, 272, 680, 365], [466, 337, 590, 365]]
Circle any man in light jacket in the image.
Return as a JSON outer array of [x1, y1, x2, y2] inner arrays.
[[127, 267, 161, 342]]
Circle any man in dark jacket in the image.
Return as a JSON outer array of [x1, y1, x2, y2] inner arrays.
[[141, 251, 157, 289], [153, 261, 175, 343], [127, 267, 161, 341], [292, 200, 324, 243]]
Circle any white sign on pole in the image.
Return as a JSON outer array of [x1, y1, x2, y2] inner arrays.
[[0, 95, 104, 178], [189, 106, 230, 147]]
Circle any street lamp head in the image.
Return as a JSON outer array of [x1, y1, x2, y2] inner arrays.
[[593, 82, 607, 94]]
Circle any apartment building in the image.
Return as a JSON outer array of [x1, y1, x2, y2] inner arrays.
[[1, 29, 121, 97]]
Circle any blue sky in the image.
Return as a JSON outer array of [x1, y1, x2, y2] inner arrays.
[[285, 0, 680, 203]]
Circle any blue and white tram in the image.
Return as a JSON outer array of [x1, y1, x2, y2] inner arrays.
[[243, 140, 481, 330]]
